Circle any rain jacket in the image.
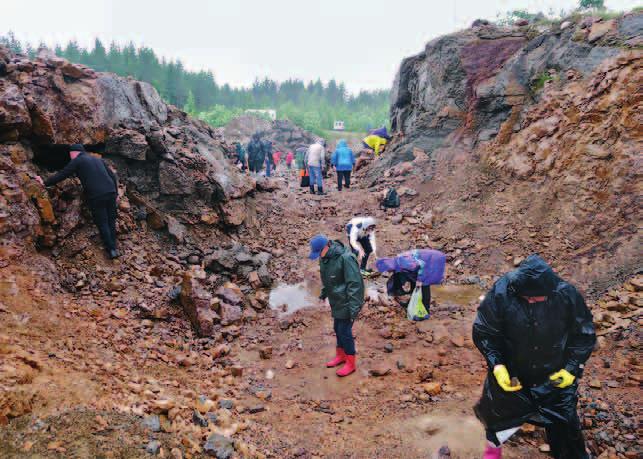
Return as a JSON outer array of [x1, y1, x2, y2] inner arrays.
[[235, 143, 246, 164], [331, 140, 355, 171], [362, 135, 387, 156], [285, 151, 293, 165], [346, 217, 377, 255], [307, 142, 325, 168], [319, 241, 365, 321], [295, 146, 307, 170], [246, 137, 265, 167], [472, 254, 596, 433], [376, 249, 446, 285], [44, 151, 117, 199]]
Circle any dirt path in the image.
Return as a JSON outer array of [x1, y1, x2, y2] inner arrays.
[[230, 166, 550, 458]]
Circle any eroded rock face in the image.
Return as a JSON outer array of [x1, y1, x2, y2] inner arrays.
[[0, 46, 254, 254], [388, 16, 639, 165]]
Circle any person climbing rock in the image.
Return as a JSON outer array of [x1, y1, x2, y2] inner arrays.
[[309, 234, 364, 377], [472, 254, 596, 459], [362, 133, 387, 157], [346, 217, 377, 273], [35, 144, 120, 259], [246, 133, 265, 175], [331, 139, 355, 191], [307, 139, 326, 194], [375, 248, 446, 316], [262, 138, 273, 177]]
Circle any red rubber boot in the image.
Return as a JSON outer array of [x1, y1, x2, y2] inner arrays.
[[482, 444, 502, 459], [336, 354, 356, 377], [325, 348, 346, 368]]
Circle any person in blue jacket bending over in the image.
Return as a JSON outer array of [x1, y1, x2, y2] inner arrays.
[[376, 249, 446, 316], [331, 139, 355, 191]]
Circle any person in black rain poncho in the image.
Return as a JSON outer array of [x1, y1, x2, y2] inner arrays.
[[472, 254, 596, 459]]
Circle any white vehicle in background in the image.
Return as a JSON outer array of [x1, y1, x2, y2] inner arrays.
[[333, 120, 345, 131]]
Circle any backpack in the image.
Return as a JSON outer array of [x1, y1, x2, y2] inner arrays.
[[381, 188, 400, 209]]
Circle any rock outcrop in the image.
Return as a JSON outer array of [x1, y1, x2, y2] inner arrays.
[[389, 13, 641, 163], [223, 115, 317, 151], [0, 46, 254, 255], [380, 12, 642, 288]]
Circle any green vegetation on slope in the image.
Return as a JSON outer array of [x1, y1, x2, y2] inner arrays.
[[0, 34, 390, 135]]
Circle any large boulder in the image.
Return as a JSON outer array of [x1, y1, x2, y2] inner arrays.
[[0, 45, 254, 240]]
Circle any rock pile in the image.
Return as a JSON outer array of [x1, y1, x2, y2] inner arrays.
[[223, 115, 317, 152]]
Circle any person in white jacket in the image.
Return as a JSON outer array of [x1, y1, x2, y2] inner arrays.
[[307, 140, 326, 195], [346, 217, 377, 272]]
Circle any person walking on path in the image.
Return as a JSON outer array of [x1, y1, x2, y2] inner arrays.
[[36, 144, 120, 259], [472, 254, 596, 459], [309, 234, 365, 377], [235, 142, 248, 172], [346, 217, 377, 273], [375, 249, 446, 316], [285, 150, 294, 172], [307, 139, 326, 195], [262, 138, 273, 177], [331, 139, 355, 191], [246, 133, 265, 175]]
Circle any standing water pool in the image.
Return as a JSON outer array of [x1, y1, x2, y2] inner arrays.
[[268, 282, 320, 316]]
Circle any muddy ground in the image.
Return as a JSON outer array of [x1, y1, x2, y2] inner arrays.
[[0, 163, 640, 458]]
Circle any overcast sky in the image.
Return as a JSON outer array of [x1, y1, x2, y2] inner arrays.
[[2, 0, 638, 92]]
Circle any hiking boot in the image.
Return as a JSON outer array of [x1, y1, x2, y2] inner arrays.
[[325, 348, 346, 368], [317, 186, 325, 195], [336, 354, 356, 377], [109, 249, 120, 259], [309, 186, 315, 194]]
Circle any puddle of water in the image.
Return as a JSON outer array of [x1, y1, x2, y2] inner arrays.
[[432, 284, 483, 305], [269, 282, 320, 315], [400, 413, 484, 456]]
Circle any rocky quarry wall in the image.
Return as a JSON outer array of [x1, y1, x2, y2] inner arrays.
[[384, 13, 642, 289], [0, 46, 276, 337]]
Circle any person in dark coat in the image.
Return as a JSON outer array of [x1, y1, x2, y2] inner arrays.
[[472, 254, 596, 459], [246, 133, 264, 174], [309, 234, 364, 377], [36, 144, 120, 259], [262, 138, 273, 177]]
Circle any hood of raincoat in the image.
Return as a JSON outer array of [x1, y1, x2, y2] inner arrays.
[[507, 254, 561, 297], [361, 217, 376, 231], [337, 139, 348, 148]]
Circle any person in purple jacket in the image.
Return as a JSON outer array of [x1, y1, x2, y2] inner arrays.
[[375, 249, 446, 315]]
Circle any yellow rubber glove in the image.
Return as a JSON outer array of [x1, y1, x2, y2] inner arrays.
[[549, 369, 575, 388], [493, 364, 523, 392]]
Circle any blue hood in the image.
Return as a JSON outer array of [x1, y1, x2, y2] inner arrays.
[[337, 139, 348, 148]]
